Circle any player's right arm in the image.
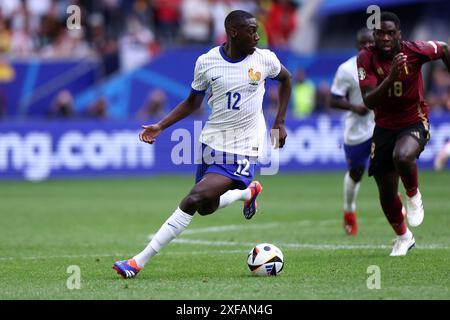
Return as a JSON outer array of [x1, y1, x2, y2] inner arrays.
[[357, 49, 407, 110], [140, 55, 208, 144], [139, 92, 204, 144], [438, 41, 450, 73], [330, 95, 369, 116], [330, 66, 369, 116]]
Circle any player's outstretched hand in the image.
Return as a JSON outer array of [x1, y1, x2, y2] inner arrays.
[[270, 124, 287, 149], [139, 123, 162, 144], [390, 52, 408, 78]]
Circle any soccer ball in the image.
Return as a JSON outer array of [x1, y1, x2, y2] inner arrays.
[[247, 243, 284, 276]]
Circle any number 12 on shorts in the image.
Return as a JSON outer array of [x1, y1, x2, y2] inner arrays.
[[235, 159, 250, 176]]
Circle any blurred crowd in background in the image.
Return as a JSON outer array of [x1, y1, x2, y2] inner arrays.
[[0, 0, 300, 69], [0, 0, 449, 120]]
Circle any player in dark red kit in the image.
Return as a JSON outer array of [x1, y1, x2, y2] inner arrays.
[[357, 12, 450, 256]]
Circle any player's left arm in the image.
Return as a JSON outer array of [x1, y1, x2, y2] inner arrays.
[[438, 41, 450, 73], [271, 64, 292, 149]]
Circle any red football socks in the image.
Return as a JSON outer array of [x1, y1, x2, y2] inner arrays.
[[380, 193, 407, 235], [400, 162, 418, 197]]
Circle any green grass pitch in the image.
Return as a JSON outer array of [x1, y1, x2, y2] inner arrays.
[[1, 171, 450, 300]]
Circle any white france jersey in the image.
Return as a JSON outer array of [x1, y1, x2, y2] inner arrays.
[[191, 46, 281, 157], [331, 56, 375, 146]]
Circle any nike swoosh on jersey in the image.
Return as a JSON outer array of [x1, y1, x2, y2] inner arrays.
[[211, 76, 222, 81]]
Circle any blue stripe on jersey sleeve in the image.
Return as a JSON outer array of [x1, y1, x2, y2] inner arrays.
[[270, 71, 281, 81], [191, 88, 206, 95], [331, 93, 345, 99]]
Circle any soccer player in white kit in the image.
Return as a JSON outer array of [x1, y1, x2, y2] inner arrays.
[[113, 10, 292, 278], [434, 141, 450, 170], [330, 29, 375, 235]]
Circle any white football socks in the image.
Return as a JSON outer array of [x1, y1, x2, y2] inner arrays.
[[344, 171, 361, 213], [399, 228, 413, 240], [218, 188, 252, 209], [132, 188, 252, 268], [133, 207, 193, 268]]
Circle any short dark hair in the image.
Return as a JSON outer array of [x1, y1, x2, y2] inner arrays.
[[356, 27, 372, 40], [380, 11, 401, 29], [224, 10, 254, 30]]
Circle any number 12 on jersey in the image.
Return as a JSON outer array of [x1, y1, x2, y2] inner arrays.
[[226, 91, 241, 110]]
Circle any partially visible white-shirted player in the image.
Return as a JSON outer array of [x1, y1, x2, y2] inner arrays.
[[434, 141, 450, 170], [330, 28, 375, 236], [113, 10, 292, 279]]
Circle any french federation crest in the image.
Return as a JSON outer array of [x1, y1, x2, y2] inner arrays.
[[248, 68, 261, 85]]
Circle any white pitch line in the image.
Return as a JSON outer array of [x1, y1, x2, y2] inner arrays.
[[2, 219, 449, 262], [148, 220, 312, 240], [0, 239, 448, 261], [172, 238, 450, 250], [0, 253, 127, 261], [0, 249, 245, 261], [145, 221, 450, 250], [154, 218, 387, 238], [182, 222, 286, 235]]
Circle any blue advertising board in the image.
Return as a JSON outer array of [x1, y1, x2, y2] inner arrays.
[[1, 58, 101, 118], [1, 115, 449, 181]]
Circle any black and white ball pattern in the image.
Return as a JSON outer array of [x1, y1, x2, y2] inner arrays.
[[247, 243, 284, 276]]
